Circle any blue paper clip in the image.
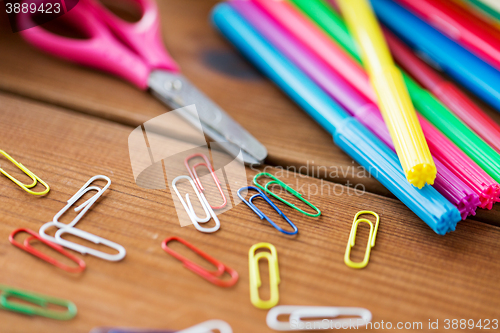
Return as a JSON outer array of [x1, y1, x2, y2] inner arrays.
[[238, 186, 298, 235]]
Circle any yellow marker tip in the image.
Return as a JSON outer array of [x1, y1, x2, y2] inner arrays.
[[407, 163, 436, 189]]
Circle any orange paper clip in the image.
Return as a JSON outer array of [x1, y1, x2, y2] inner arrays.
[[9, 228, 86, 273], [161, 237, 238, 287], [184, 153, 227, 209]]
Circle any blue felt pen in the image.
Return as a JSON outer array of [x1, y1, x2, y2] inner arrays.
[[370, 0, 500, 112], [211, 3, 461, 234]]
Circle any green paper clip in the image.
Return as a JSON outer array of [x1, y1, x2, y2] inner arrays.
[[253, 172, 321, 217], [0, 285, 77, 320], [0, 150, 50, 195]]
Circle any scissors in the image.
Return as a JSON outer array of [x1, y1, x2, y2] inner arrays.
[[19, 0, 267, 165]]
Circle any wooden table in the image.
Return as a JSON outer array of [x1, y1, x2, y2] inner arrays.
[[0, 1, 499, 332]]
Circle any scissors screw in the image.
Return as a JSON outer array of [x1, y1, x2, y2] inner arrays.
[[173, 80, 183, 90], [164, 80, 183, 91]]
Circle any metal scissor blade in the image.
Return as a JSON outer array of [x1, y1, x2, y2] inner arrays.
[[148, 70, 267, 165]]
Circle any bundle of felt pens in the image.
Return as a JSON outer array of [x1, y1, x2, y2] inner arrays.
[[211, 0, 500, 235]]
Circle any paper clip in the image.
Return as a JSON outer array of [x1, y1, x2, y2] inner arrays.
[[89, 320, 233, 333], [162, 237, 238, 288], [249, 242, 280, 309], [9, 228, 86, 273], [185, 154, 227, 209], [253, 173, 321, 217], [172, 175, 220, 233], [0, 284, 77, 320], [266, 305, 372, 330], [39, 175, 126, 262], [89, 329, 176, 333], [177, 319, 233, 333], [53, 175, 111, 228], [39, 222, 126, 262], [237, 186, 298, 235], [344, 211, 380, 269], [0, 150, 50, 195]]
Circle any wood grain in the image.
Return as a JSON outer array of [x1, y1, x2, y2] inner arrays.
[[1, 0, 500, 331], [0, 93, 499, 333]]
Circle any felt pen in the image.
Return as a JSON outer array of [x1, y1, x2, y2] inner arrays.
[[289, 0, 500, 209], [231, 0, 479, 219], [212, 2, 461, 234], [370, 0, 500, 113], [397, 0, 500, 72]]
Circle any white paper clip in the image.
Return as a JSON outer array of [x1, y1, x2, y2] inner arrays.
[[53, 175, 111, 228], [177, 320, 232, 333], [39, 175, 126, 262], [172, 175, 220, 233], [39, 222, 126, 262], [266, 306, 372, 331]]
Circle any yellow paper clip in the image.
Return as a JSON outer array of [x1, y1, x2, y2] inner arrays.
[[249, 242, 280, 310], [0, 150, 50, 195], [344, 211, 380, 269]]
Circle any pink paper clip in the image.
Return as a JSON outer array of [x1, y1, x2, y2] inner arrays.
[[184, 153, 227, 209]]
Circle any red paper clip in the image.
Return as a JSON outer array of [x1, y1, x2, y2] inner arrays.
[[161, 237, 238, 288], [9, 228, 86, 273], [184, 153, 227, 209]]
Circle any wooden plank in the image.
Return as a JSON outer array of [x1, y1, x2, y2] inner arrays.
[[0, 0, 389, 197], [0, 93, 499, 332]]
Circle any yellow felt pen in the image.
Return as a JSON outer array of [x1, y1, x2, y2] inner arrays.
[[337, 0, 436, 188]]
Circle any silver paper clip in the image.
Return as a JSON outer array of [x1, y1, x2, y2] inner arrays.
[[172, 175, 220, 233], [177, 320, 232, 333], [53, 175, 111, 228], [39, 175, 126, 262], [39, 221, 126, 262], [266, 306, 372, 331]]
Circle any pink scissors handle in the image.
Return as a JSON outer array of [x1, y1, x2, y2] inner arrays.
[[19, 0, 178, 89], [88, 0, 178, 72]]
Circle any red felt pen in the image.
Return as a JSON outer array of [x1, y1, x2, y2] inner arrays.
[[396, 0, 500, 72], [383, 27, 500, 153]]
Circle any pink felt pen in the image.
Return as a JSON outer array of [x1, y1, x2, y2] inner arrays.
[[383, 27, 500, 154]]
